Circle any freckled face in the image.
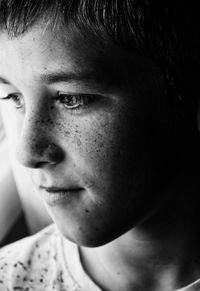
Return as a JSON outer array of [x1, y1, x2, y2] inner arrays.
[[0, 25, 174, 246]]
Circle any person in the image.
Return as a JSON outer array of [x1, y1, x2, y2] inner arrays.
[[0, 0, 200, 290]]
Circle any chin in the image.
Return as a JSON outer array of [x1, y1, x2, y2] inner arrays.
[[53, 214, 134, 248], [56, 222, 116, 247], [45, 200, 141, 247]]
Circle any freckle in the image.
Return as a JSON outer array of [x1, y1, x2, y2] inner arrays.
[[50, 106, 54, 110], [77, 139, 81, 146], [85, 209, 89, 213]]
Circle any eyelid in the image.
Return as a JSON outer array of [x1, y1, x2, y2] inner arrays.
[[54, 91, 99, 113], [56, 91, 86, 97], [0, 92, 24, 111], [0, 92, 20, 99], [56, 91, 103, 99], [57, 91, 90, 103]]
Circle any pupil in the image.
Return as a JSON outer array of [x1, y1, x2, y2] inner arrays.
[[66, 96, 76, 106]]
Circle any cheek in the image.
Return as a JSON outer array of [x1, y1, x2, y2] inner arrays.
[[0, 105, 19, 158], [62, 110, 146, 194]]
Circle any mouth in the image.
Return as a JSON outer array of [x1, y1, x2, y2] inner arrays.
[[39, 186, 84, 206]]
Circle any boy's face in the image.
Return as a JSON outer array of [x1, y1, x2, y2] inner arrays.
[[0, 24, 175, 246]]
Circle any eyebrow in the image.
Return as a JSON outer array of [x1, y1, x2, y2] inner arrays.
[[0, 71, 100, 86], [40, 71, 98, 84]]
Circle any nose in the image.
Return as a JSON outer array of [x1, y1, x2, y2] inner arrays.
[[16, 112, 65, 169]]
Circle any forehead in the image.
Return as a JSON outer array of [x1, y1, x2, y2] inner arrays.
[[0, 27, 90, 81], [0, 24, 156, 92]]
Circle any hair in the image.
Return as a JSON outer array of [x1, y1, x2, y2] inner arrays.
[[0, 0, 199, 118]]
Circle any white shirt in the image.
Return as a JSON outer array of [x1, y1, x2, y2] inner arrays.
[[0, 224, 200, 291]]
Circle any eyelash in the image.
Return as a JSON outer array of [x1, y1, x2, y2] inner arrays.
[[0, 92, 96, 112], [55, 92, 95, 111], [1, 93, 23, 109]]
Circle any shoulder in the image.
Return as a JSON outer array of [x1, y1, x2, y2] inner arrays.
[[0, 224, 81, 291], [0, 224, 59, 290], [0, 223, 56, 260]]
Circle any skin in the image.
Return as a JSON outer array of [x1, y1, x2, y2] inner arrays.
[[0, 23, 200, 291]]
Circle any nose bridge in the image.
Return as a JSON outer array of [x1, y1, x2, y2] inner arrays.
[[17, 105, 63, 168], [24, 117, 47, 156], [24, 103, 49, 143]]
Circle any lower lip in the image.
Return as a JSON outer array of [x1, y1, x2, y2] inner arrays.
[[40, 189, 82, 206]]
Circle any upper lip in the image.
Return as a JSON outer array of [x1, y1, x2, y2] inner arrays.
[[39, 186, 83, 193]]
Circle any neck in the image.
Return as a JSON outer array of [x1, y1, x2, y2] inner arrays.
[[80, 168, 200, 291]]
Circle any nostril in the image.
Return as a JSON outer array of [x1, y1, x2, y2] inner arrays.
[[17, 139, 65, 168], [44, 143, 65, 164]]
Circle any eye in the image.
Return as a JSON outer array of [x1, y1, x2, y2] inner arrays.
[[56, 92, 94, 110], [0, 93, 24, 109]]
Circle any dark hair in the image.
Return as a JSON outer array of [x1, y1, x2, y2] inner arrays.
[[0, 0, 199, 114]]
